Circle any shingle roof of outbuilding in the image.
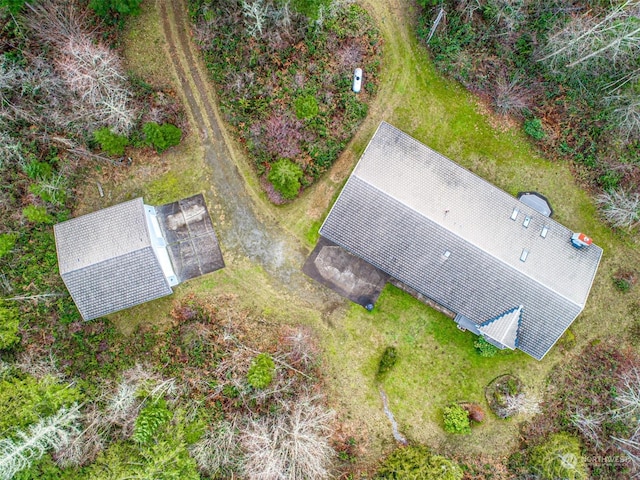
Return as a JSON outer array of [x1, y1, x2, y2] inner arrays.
[[320, 122, 602, 360], [54, 198, 172, 320]]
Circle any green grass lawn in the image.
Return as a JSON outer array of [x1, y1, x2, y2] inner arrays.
[[323, 284, 548, 459]]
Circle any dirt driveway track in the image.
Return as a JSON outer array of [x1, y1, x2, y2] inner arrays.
[[157, 0, 358, 322]]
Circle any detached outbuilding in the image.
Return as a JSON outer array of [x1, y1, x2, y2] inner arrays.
[[310, 122, 603, 360], [54, 193, 224, 320]]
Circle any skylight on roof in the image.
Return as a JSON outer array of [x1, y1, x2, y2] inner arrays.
[[523, 216, 531, 228], [541, 226, 549, 238], [520, 249, 529, 262], [511, 208, 519, 220]]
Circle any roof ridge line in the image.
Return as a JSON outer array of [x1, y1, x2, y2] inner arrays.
[[352, 173, 584, 309]]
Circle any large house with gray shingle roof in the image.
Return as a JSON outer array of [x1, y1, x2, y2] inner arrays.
[[54, 194, 224, 321], [316, 122, 602, 360]]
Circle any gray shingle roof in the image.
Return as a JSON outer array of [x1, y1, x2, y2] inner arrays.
[[320, 122, 603, 360], [54, 198, 172, 320]]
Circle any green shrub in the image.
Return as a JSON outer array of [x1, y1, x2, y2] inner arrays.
[[599, 169, 622, 191], [29, 175, 68, 206], [0, 374, 82, 432], [506, 378, 519, 395], [93, 127, 129, 156], [376, 445, 463, 480], [89, 0, 142, 24], [160, 123, 182, 148], [344, 95, 368, 123], [294, 95, 319, 120], [222, 384, 240, 398], [143, 122, 166, 152], [0, 0, 28, 14], [84, 432, 200, 480], [133, 398, 172, 444], [143, 122, 182, 153], [474, 337, 499, 357], [0, 233, 17, 259], [376, 346, 398, 380], [524, 118, 546, 140], [22, 205, 54, 224], [558, 328, 576, 350], [291, 0, 330, 20], [13, 454, 65, 480], [614, 277, 631, 292], [529, 433, 587, 480], [0, 303, 19, 350], [268, 159, 303, 199], [442, 404, 471, 434], [23, 160, 52, 180], [247, 353, 275, 389]]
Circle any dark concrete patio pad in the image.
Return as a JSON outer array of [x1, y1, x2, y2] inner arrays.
[[303, 237, 389, 307], [156, 194, 224, 283]]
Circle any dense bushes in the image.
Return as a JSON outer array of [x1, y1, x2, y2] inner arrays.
[[294, 95, 320, 120], [22, 205, 54, 224], [376, 346, 398, 380], [0, 373, 82, 433], [133, 398, 173, 444], [143, 122, 182, 154], [94, 127, 129, 156], [421, 0, 640, 195], [89, 0, 142, 25], [0, 234, 16, 259], [512, 344, 637, 478], [474, 337, 498, 357], [442, 404, 471, 434], [523, 118, 546, 140], [268, 159, 304, 200], [192, 0, 382, 200], [529, 433, 587, 480], [376, 445, 463, 479], [93, 120, 183, 157], [0, 303, 19, 350], [247, 353, 276, 389]]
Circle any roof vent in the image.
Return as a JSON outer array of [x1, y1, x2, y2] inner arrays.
[[523, 216, 531, 228], [571, 232, 593, 249], [520, 249, 529, 262], [510, 208, 519, 220], [540, 226, 549, 238]]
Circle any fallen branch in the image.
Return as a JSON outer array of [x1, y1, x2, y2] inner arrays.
[[5, 293, 64, 302], [67, 148, 130, 167]]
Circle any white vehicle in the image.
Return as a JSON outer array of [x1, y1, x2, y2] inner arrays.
[[352, 68, 363, 93]]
